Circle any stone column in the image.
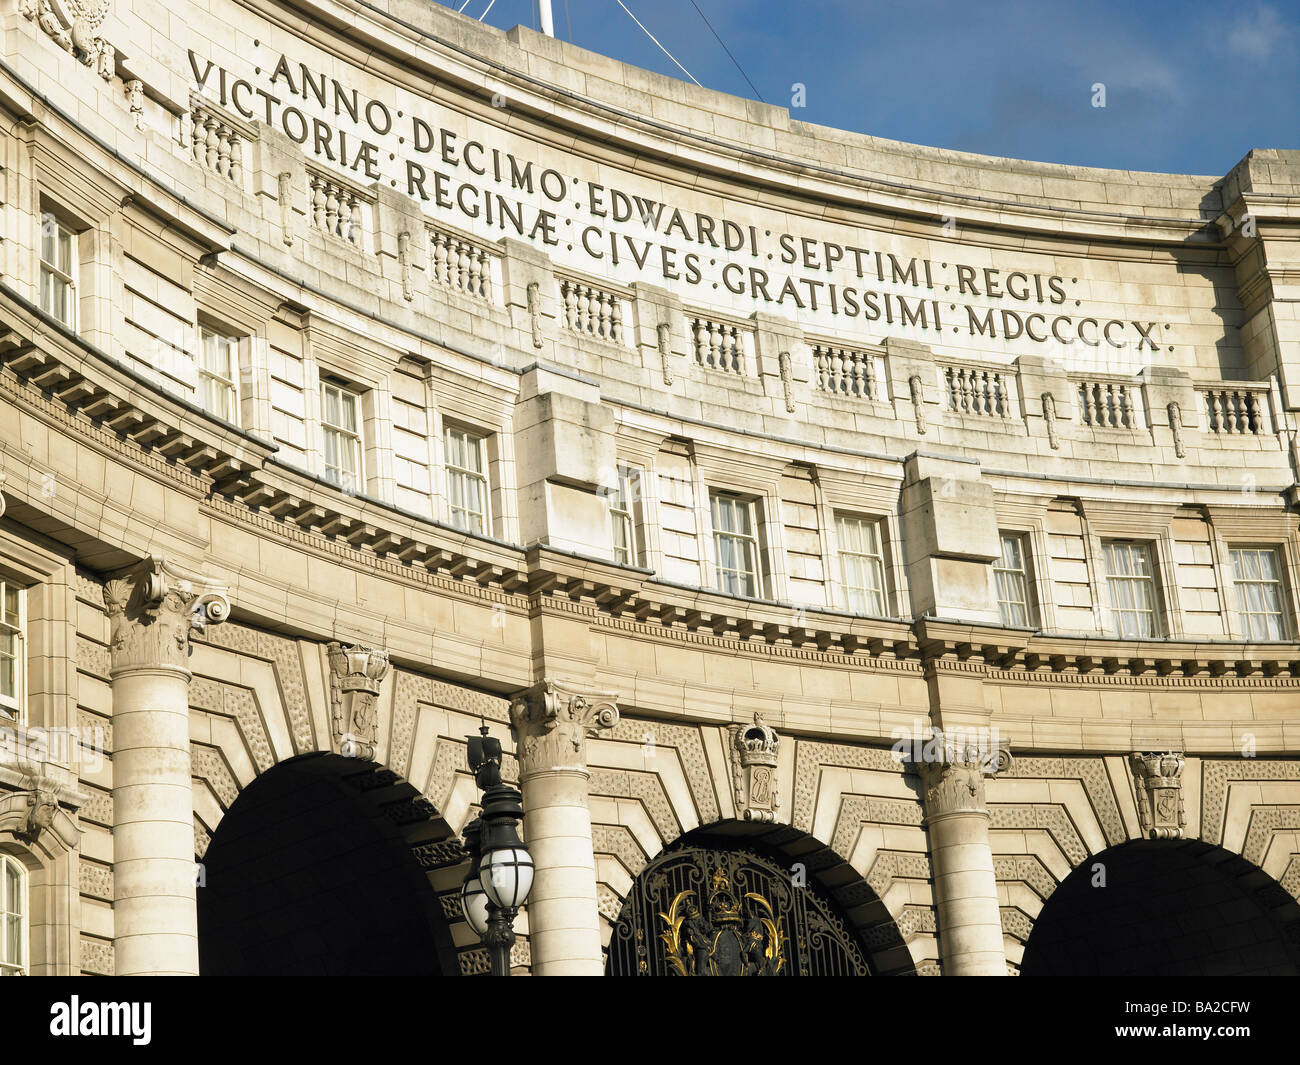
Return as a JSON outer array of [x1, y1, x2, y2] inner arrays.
[[509, 678, 618, 976], [103, 557, 229, 976], [915, 740, 1008, 976]]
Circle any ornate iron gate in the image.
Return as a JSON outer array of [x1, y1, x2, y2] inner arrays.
[[606, 844, 872, 976]]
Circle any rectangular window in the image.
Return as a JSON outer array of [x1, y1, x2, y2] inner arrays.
[[445, 424, 489, 534], [711, 492, 760, 598], [610, 465, 641, 566], [198, 327, 240, 424], [1230, 546, 1287, 640], [1103, 540, 1160, 638], [836, 513, 886, 615], [994, 532, 1034, 627], [1, 856, 26, 976], [39, 212, 76, 328], [0, 580, 22, 724], [321, 381, 362, 493]]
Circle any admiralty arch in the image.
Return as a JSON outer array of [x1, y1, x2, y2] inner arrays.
[[2, 0, 1300, 978]]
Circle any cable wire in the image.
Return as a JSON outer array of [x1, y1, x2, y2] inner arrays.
[[613, 0, 701, 87], [477, 0, 496, 19], [688, 0, 763, 102]]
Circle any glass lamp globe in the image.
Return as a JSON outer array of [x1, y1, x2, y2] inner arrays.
[[460, 872, 491, 937], [480, 846, 535, 910]]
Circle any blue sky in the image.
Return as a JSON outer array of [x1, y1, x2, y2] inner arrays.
[[435, 0, 1299, 176]]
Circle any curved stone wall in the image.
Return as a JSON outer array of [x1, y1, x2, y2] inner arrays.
[[1, 0, 1299, 976]]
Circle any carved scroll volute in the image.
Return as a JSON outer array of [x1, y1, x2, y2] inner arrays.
[[727, 715, 782, 823], [102, 557, 230, 676], [1130, 751, 1185, 839], [510, 679, 619, 776], [327, 641, 390, 760]]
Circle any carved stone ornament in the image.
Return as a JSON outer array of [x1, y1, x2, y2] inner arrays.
[[102, 557, 230, 675], [1130, 751, 1186, 840], [398, 231, 414, 301], [1042, 392, 1059, 450], [727, 715, 782, 823], [657, 321, 674, 386], [0, 470, 6, 519], [16, 776, 61, 846], [24, 0, 116, 80], [778, 351, 796, 413], [526, 281, 543, 349], [913, 733, 1012, 819], [909, 373, 927, 435], [509, 678, 619, 775], [1167, 401, 1185, 459], [327, 641, 391, 760]]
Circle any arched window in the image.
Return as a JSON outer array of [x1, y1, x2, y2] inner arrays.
[[1, 855, 27, 975]]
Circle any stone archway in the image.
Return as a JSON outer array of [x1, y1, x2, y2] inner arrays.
[[604, 819, 912, 976], [197, 752, 464, 975], [1020, 839, 1300, 975]]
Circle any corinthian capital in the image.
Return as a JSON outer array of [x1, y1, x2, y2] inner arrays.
[[509, 678, 619, 775], [102, 557, 230, 675], [913, 732, 1012, 819], [327, 641, 390, 760]]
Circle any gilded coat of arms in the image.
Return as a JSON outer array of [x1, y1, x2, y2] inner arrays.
[[659, 867, 785, 976]]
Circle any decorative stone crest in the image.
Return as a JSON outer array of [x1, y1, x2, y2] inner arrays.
[[102, 557, 230, 675], [1130, 751, 1185, 839], [326, 641, 390, 760], [509, 678, 619, 775], [727, 715, 782, 823], [24, 0, 116, 79]]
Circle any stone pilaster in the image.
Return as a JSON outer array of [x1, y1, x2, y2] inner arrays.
[[102, 557, 229, 976], [509, 678, 618, 976], [326, 641, 390, 761], [914, 736, 1009, 976]]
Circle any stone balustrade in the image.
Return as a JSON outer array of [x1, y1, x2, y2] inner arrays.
[[942, 364, 1010, 417], [814, 344, 878, 399], [308, 171, 365, 245], [559, 277, 624, 343], [430, 227, 492, 299], [1201, 384, 1268, 435], [183, 96, 244, 183], [691, 315, 745, 374], [1076, 377, 1139, 429]]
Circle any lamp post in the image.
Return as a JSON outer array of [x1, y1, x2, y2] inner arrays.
[[462, 726, 534, 976]]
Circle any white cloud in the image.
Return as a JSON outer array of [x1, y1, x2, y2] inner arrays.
[[1227, 5, 1290, 59]]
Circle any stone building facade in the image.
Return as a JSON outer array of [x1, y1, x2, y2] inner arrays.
[[1, 0, 1299, 977]]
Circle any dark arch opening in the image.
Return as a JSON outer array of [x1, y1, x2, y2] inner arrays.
[[605, 820, 909, 976], [197, 752, 460, 975], [1020, 839, 1300, 976]]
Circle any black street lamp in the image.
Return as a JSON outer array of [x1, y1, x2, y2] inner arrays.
[[461, 725, 534, 976]]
